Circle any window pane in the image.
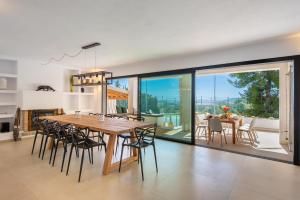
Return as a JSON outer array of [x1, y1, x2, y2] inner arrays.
[[140, 73, 192, 143]]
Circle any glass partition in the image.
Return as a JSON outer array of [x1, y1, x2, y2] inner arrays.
[[140, 73, 192, 143]]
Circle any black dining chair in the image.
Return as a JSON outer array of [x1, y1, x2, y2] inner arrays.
[[115, 115, 145, 156], [66, 127, 107, 182], [41, 121, 59, 160], [88, 113, 106, 151], [31, 117, 48, 157], [48, 123, 73, 168], [119, 124, 158, 181]]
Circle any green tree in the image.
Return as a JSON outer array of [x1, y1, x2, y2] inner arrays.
[[228, 70, 279, 118], [141, 93, 160, 114], [114, 80, 121, 88]]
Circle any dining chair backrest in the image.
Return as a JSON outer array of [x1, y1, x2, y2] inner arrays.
[[44, 121, 59, 133], [135, 124, 157, 143], [195, 114, 200, 124], [68, 126, 88, 144], [32, 117, 41, 130], [105, 114, 114, 118], [209, 118, 223, 132], [249, 117, 256, 130], [128, 115, 145, 122]]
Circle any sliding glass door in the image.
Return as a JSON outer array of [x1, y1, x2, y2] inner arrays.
[[140, 73, 192, 143]]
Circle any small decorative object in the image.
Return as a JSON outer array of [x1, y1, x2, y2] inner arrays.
[[221, 105, 232, 119], [0, 78, 7, 89], [81, 87, 85, 93], [75, 111, 80, 118], [13, 107, 21, 141], [99, 113, 105, 121], [69, 76, 74, 92], [36, 85, 55, 91]]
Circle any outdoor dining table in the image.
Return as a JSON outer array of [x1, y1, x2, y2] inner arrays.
[[40, 114, 154, 175], [207, 117, 242, 144]]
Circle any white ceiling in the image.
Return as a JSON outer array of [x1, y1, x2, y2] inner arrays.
[[1, 0, 300, 68]]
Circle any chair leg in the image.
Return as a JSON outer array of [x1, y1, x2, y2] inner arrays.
[[223, 130, 227, 144], [118, 143, 125, 172], [49, 138, 55, 164], [52, 139, 59, 166], [76, 146, 79, 158], [41, 134, 50, 160], [220, 132, 223, 146], [153, 143, 158, 173], [115, 136, 119, 156], [138, 148, 144, 181], [195, 127, 199, 138], [38, 134, 45, 158], [247, 131, 254, 145], [91, 147, 94, 165], [61, 144, 67, 172], [103, 143, 107, 153], [78, 149, 85, 183], [31, 132, 38, 154], [66, 145, 74, 176], [98, 132, 100, 151], [87, 148, 91, 164]]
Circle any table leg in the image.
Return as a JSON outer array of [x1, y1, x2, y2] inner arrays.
[[207, 120, 211, 144], [102, 134, 116, 175], [102, 132, 138, 175]]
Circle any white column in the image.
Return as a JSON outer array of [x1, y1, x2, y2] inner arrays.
[[279, 63, 290, 145], [179, 75, 191, 132], [128, 77, 138, 113]]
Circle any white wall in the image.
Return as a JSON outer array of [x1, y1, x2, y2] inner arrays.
[[104, 36, 300, 76], [17, 59, 65, 91]]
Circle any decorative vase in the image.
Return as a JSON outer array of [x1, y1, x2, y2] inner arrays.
[[0, 78, 7, 89]]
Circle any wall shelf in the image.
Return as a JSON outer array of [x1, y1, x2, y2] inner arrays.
[[0, 90, 17, 93], [0, 102, 17, 106], [0, 58, 18, 141], [0, 114, 15, 118], [0, 73, 17, 78]]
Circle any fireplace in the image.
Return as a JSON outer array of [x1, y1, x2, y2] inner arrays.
[[21, 108, 63, 132]]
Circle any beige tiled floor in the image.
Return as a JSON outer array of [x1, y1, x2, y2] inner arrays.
[[0, 136, 299, 200]]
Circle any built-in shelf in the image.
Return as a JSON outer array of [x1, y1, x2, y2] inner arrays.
[[0, 59, 17, 141], [64, 92, 94, 96], [0, 90, 17, 94], [0, 114, 15, 118], [80, 109, 93, 113], [0, 73, 17, 78], [0, 102, 17, 106], [80, 93, 94, 96], [64, 92, 79, 95]]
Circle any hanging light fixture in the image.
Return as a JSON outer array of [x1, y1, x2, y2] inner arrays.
[[71, 42, 113, 87]]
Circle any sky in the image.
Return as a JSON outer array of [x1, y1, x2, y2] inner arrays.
[[111, 74, 245, 101], [196, 74, 244, 100]]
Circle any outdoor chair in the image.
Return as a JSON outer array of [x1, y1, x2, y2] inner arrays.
[[195, 114, 208, 141], [208, 118, 227, 146], [237, 117, 256, 145]]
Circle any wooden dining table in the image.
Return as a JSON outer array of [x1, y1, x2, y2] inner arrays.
[[207, 117, 242, 144], [40, 114, 154, 175]]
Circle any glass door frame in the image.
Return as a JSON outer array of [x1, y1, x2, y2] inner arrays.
[[107, 55, 300, 165], [137, 69, 196, 145]]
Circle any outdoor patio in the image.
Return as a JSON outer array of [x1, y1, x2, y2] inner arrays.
[[195, 128, 293, 162]]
